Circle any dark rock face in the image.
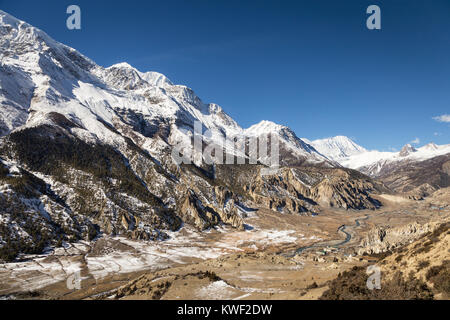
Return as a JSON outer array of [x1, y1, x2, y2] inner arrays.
[[377, 154, 450, 196], [399, 144, 417, 157]]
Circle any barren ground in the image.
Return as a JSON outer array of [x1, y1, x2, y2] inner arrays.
[[0, 191, 448, 300]]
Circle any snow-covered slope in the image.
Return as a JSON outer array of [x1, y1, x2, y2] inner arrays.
[[0, 9, 332, 168], [0, 10, 227, 144], [245, 121, 332, 166], [0, 10, 245, 258], [1, 8, 448, 177], [340, 143, 450, 176], [303, 134, 450, 177], [306, 136, 367, 161]]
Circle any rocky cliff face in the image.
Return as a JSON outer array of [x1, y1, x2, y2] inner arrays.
[[358, 222, 438, 255], [245, 167, 384, 213]]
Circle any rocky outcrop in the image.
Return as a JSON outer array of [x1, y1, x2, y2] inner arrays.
[[310, 172, 381, 209], [322, 221, 450, 300], [405, 184, 437, 200], [357, 222, 436, 255], [399, 144, 417, 157], [179, 190, 244, 231], [247, 167, 383, 214]]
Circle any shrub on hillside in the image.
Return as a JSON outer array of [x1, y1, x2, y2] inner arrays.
[[320, 266, 433, 300]]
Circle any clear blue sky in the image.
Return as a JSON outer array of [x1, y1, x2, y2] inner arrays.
[[1, 0, 449, 150]]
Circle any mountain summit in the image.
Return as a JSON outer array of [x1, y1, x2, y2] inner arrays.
[[245, 121, 331, 166], [307, 136, 367, 161], [399, 144, 417, 157]]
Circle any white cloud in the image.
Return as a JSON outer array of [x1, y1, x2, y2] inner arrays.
[[410, 137, 420, 145], [434, 132, 442, 136], [433, 114, 450, 123]]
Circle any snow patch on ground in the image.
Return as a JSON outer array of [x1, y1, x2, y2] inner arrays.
[[196, 280, 236, 300], [241, 229, 298, 245]]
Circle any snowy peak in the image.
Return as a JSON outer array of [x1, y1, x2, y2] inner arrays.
[[0, 9, 23, 34], [245, 121, 307, 147], [105, 62, 173, 89], [419, 142, 438, 152], [244, 121, 332, 165], [103, 62, 148, 90], [245, 120, 286, 135], [309, 136, 367, 161], [141, 71, 173, 87], [0, 9, 339, 169], [0, 10, 219, 144], [399, 144, 417, 157], [245, 121, 305, 147], [0, 9, 39, 39], [108, 62, 135, 69], [338, 142, 450, 177]]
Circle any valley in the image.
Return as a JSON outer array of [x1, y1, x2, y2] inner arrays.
[[1, 190, 448, 300]]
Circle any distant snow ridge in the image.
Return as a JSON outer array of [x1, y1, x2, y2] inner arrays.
[[338, 143, 450, 176], [308, 136, 367, 161], [302, 134, 450, 177]]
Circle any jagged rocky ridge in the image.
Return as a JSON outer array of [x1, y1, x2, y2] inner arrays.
[[0, 10, 385, 261]]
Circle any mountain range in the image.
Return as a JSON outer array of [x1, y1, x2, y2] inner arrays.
[[0, 10, 448, 261]]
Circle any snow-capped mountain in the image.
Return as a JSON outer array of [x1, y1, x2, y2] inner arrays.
[[299, 128, 450, 177], [245, 121, 332, 166], [0, 9, 240, 159], [303, 133, 450, 180], [399, 144, 417, 157], [305, 137, 450, 198], [0, 9, 331, 168], [304, 136, 367, 161], [339, 143, 450, 176]]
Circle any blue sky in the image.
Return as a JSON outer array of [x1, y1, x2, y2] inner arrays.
[[1, 0, 449, 150]]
